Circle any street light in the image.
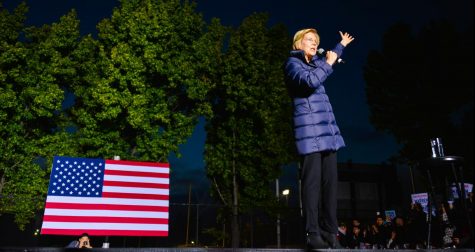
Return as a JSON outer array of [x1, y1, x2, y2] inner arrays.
[[282, 189, 290, 196]]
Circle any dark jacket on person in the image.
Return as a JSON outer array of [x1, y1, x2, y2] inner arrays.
[[284, 43, 345, 155]]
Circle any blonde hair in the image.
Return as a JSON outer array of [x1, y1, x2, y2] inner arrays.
[[292, 28, 319, 50]]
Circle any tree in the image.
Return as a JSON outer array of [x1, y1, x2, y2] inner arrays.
[[66, 0, 218, 161], [0, 3, 82, 228], [364, 21, 473, 173], [204, 13, 295, 247]]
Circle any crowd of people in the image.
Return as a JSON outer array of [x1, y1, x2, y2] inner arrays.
[[336, 193, 473, 249]]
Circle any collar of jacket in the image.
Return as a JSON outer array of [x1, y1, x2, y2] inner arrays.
[[290, 50, 319, 65]]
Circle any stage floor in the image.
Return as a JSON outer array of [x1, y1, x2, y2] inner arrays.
[[0, 248, 474, 252]]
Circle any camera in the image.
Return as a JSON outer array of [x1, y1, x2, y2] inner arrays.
[[80, 240, 89, 248]]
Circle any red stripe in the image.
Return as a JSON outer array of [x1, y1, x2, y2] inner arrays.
[[104, 169, 169, 178], [102, 192, 169, 200], [105, 159, 169, 168], [43, 215, 168, 224], [41, 229, 168, 236], [103, 180, 169, 189], [45, 202, 169, 212]]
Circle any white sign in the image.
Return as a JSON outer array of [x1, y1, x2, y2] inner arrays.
[[411, 193, 435, 216], [451, 183, 473, 199]]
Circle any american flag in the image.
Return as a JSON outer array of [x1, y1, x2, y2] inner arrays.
[[41, 156, 169, 236]]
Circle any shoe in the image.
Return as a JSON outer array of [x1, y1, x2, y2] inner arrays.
[[320, 230, 342, 249], [306, 233, 330, 250]]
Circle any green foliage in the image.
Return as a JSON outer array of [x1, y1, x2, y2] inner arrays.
[[0, 3, 81, 228], [67, 0, 217, 161], [364, 21, 473, 171], [204, 13, 295, 215]]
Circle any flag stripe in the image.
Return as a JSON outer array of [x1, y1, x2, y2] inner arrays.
[[103, 180, 169, 189], [42, 222, 168, 231], [45, 202, 169, 212], [105, 159, 169, 168], [44, 209, 169, 218], [104, 175, 169, 184], [43, 215, 168, 224], [46, 196, 168, 207], [102, 192, 169, 200], [41, 229, 168, 236], [104, 169, 169, 178], [105, 164, 169, 174], [103, 186, 169, 195]]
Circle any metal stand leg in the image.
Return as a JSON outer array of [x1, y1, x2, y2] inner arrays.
[[451, 163, 474, 239], [426, 169, 435, 249]]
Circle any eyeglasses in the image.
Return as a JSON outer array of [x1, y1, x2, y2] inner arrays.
[[304, 38, 319, 44]]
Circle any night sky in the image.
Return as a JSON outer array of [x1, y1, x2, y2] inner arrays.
[[3, 0, 473, 199]]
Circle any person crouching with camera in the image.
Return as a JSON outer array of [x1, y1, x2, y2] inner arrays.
[[66, 233, 93, 248]]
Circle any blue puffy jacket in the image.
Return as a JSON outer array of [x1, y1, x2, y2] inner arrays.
[[284, 44, 346, 155]]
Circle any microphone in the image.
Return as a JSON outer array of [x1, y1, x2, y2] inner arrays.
[[317, 48, 345, 64]]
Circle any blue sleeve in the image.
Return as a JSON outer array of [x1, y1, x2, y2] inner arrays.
[[332, 43, 345, 59], [65, 240, 79, 248], [284, 57, 333, 90]]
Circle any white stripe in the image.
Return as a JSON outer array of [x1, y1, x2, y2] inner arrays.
[[44, 209, 169, 218], [46, 196, 168, 207], [106, 164, 169, 174], [104, 175, 169, 184], [42, 222, 168, 231], [103, 186, 169, 195]]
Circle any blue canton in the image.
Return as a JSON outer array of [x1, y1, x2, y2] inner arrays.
[[48, 156, 105, 197]]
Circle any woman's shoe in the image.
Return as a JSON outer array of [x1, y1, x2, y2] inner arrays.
[[320, 230, 342, 249], [306, 233, 330, 250]]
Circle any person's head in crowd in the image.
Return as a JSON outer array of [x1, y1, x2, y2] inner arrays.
[[376, 215, 384, 226], [338, 222, 348, 233], [394, 216, 405, 227], [351, 219, 360, 227], [352, 225, 361, 236]]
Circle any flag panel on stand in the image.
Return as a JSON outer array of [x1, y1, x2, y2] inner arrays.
[[41, 156, 169, 236]]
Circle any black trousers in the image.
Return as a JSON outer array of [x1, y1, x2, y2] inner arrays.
[[301, 151, 338, 235]]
